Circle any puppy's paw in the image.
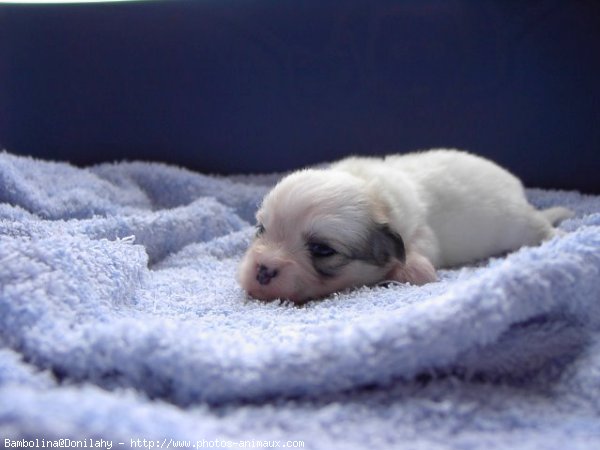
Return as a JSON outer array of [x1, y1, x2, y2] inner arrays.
[[385, 252, 437, 285]]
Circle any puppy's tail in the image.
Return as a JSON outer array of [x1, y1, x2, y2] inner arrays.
[[541, 206, 574, 225]]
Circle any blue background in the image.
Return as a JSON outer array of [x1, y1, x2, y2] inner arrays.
[[1, 0, 599, 192]]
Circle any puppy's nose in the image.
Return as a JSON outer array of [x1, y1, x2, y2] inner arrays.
[[256, 264, 278, 285]]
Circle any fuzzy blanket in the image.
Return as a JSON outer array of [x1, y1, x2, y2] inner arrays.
[[1, 151, 600, 449]]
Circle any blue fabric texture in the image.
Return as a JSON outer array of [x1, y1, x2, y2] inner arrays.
[[1, 151, 600, 448]]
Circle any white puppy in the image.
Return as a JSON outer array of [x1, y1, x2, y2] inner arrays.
[[238, 149, 572, 303]]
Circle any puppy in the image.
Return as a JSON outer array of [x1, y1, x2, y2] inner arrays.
[[238, 149, 572, 303]]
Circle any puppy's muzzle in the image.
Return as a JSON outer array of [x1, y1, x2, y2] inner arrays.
[[256, 264, 279, 285]]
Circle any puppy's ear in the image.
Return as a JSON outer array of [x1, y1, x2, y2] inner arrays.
[[369, 224, 406, 266]]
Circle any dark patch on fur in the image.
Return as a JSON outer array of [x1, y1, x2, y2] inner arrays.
[[312, 252, 351, 278], [355, 224, 405, 266], [308, 224, 405, 278]]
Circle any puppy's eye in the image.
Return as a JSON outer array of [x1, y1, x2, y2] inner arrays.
[[307, 242, 336, 258], [255, 223, 265, 237]]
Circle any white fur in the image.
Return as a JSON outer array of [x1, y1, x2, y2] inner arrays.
[[238, 149, 572, 303]]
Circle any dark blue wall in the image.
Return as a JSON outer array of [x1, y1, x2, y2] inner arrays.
[[1, 0, 599, 192]]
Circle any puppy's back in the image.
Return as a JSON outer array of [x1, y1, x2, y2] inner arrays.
[[335, 149, 554, 267]]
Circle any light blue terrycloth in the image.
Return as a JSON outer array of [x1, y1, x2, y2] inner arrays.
[[1, 151, 600, 449]]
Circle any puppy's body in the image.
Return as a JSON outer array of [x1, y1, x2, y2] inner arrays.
[[239, 149, 571, 302], [333, 150, 563, 268]]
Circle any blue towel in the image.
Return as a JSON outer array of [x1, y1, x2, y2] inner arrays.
[[1, 151, 600, 448]]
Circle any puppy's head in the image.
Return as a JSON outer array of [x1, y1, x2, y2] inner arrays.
[[238, 169, 405, 303]]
